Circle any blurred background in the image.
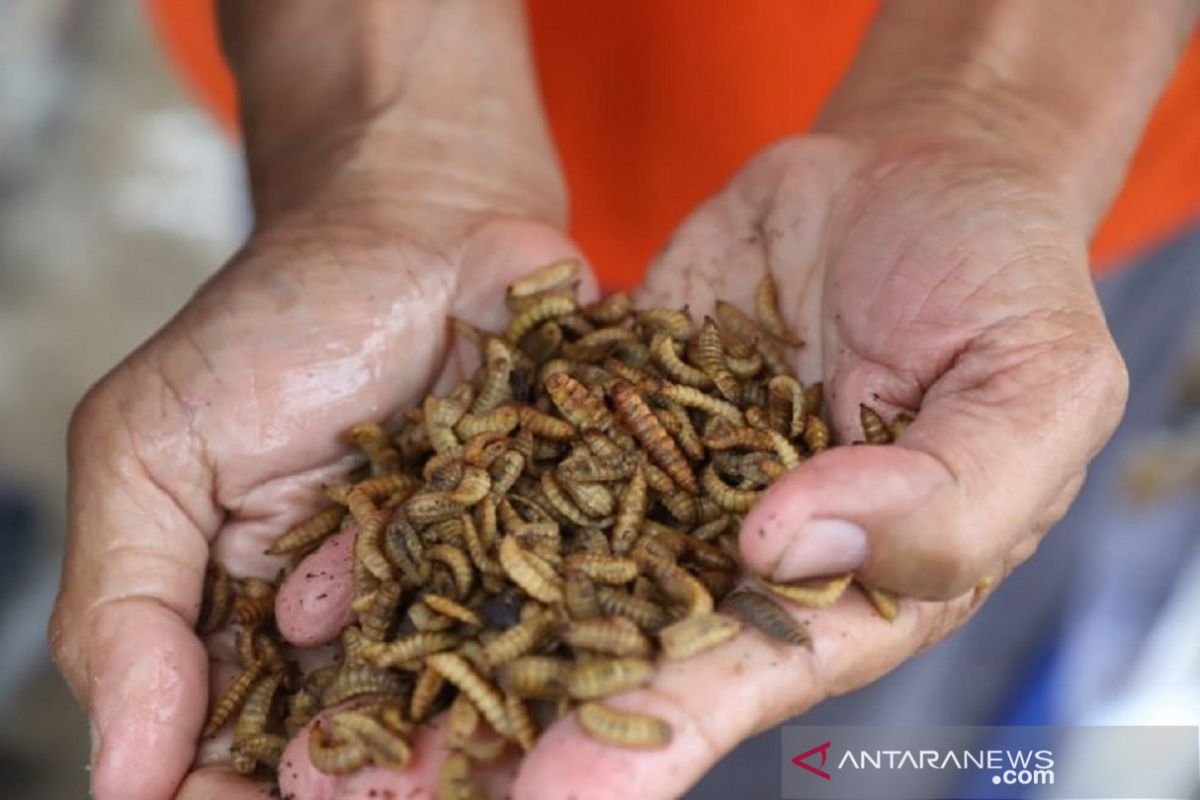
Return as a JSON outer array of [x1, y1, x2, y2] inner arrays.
[[0, 2, 244, 796], [0, 2, 1195, 799]]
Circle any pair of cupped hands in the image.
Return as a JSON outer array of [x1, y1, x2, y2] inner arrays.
[[49, 114, 1126, 799]]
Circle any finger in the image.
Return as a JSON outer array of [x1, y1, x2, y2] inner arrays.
[[742, 315, 1127, 598], [177, 766, 271, 800], [280, 710, 518, 800], [514, 587, 979, 800], [276, 527, 356, 646], [49, 385, 221, 800]]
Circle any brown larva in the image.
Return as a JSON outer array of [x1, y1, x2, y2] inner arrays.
[[858, 581, 900, 621], [426, 652, 511, 737], [567, 657, 654, 700], [197, 562, 232, 634], [658, 612, 742, 660], [203, 660, 267, 737], [347, 421, 402, 476], [859, 403, 893, 444], [754, 273, 803, 346], [696, 317, 740, 403], [562, 616, 652, 658], [757, 573, 854, 608], [308, 720, 371, 775], [721, 590, 811, 646], [575, 701, 673, 749], [266, 505, 347, 556], [649, 332, 712, 389], [496, 655, 571, 700], [610, 381, 698, 494]]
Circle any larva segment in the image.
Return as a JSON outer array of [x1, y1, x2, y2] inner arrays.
[[575, 701, 673, 749], [658, 612, 742, 660], [454, 407, 520, 440], [802, 414, 830, 453], [610, 381, 698, 495], [320, 664, 408, 707], [518, 405, 577, 439], [636, 307, 694, 341], [507, 258, 581, 299], [757, 573, 854, 608], [859, 404, 893, 444], [231, 732, 286, 773], [583, 292, 631, 324], [889, 412, 914, 439], [696, 317, 740, 402], [567, 657, 654, 700], [359, 580, 402, 641], [409, 666, 447, 721], [560, 478, 616, 518], [858, 582, 900, 621], [701, 464, 763, 513], [426, 652, 511, 737], [309, 721, 371, 775], [347, 421, 402, 476], [267, 505, 347, 556], [650, 333, 712, 389], [197, 562, 232, 634], [507, 296, 578, 344], [562, 616, 652, 657], [203, 660, 267, 737], [564, 553, 639, 585], [437, 751, 485, 800], [505, 691, 538, 750], [233, 669, 285, 742], [425, 544, 475, 599], [594, 585, 670, 631], [496, 655, 571, 700], [499, 536, 564, 604], [482, 610, 560, 666], [424, 593, 483, 628], [470, 338, 515, 413], [754, 273, 803, 346], [714, 300, 790, 376], [545, 372, 612, 431], [330, 710, 412, 769], [656, 383, 744, 426], [721, 590, 810, 646]]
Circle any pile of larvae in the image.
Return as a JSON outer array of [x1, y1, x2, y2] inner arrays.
[[197, 260, 908, 794]]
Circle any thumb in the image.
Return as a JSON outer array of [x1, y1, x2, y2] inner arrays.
[[49, 379, 219, 800], [740, 315, 1127, 599]]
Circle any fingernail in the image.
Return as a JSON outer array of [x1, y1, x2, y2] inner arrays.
[[771, 519, 868, 581]]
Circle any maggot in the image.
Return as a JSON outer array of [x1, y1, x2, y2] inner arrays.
[[758, 573, 854, 608], [575, 701, 672, 749], [721, 590, 810, 646], [567, 657, 654, 700]]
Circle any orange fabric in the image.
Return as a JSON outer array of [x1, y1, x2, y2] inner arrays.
[[146, 0, 1199, 288]]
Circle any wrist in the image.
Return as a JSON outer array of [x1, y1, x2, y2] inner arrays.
[[218, 0, 565, 226], [815, 0, 1197, 235]]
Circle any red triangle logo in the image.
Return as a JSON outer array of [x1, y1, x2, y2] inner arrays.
[[792, 740, 832, 780]]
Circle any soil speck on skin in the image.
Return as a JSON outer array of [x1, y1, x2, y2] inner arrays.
[[316, 593, 328, 600], [758, 527, 766, 539]]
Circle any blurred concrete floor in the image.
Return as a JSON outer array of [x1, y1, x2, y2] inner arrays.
[[0, 2, 245, 797]]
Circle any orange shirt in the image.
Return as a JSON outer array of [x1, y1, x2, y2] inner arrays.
[[146, 0, 1199, 288]]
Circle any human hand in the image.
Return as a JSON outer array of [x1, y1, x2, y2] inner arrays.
[[265, 132, 1125, 800], [48, 117, 592, 799], [496, 129, 1128, 796]]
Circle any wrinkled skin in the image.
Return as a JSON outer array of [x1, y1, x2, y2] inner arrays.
[[50, 133, 1126, 800]]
